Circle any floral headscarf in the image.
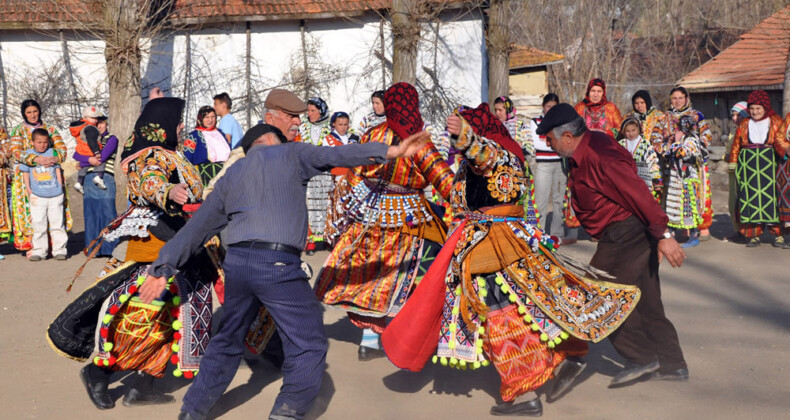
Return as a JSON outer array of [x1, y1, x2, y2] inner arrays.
[[384, 82, 424, 141], [307, 97, 329, 123], [746, 90, 775, 121], [459, 103, 525, 163], [121, 97, 186, 170], [495, 96, 517, 121], [583, 78, 607, 106]]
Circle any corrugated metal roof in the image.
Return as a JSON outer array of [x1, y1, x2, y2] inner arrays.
[[677, 5, 790, 92], [509, 44, 564, 70]]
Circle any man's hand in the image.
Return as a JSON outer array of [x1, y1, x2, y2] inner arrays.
[[168, 183, 189, 205], [138, 274, 167, 304], [386, 131, 431, 160], [88, 156, 101, 166], [446, 114, 463, 136], [657, 237, 686, 268], [34, 155, 57, 167]]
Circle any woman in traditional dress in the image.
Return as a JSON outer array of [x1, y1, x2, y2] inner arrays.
[[184, 105, 231, 187], [618, 117, 662, 197], [656, 86, 714, 242], [778, 112, 790, 248], [494, 96, 534, 157], [358, 90, 387, 135], [75, 119, 119, 257], [315, 83, 454, 360], [661, 115, 704, 246], [0, 127, 12, 259], [729, 90, 789, 248], [296, 97, 333, 254], [382, 104, 639, 417], [574, 78, 623, 138], [725, 102, 750, 241], [47, 98, 223, 410], [628, 90, 665, 149], [8, 99, 72, 253]]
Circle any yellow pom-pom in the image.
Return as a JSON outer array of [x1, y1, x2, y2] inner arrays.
[[119, 294, 129, 303], [499, 284, 508, 294], [454, 286, 461, 295], [531, 323, 539, 331], [136, 276, 145, 286], [554, 337, 562, 345], [167, 276, 175, 284], [479, 289, 488, 298], [473, 361, 481, 369], [508, 294, 517, 303], [449, 357, 458, 366], [476, 339, 484, 348], [494, 276, 503, 285], [482, 360, 490, 367], [103, 359, 109, 366], [548, 341, 556, 349], [172, 296, 181, 306], [172, 343, 180, 352], [477, 277, 486, 288], [479, 316, 486, 323], [172, 320, 182, 330], [103, 342, 113, 352], [451, 307, 459, 316], [477, 326, 485, 335], [173, 369, 183, 377], [517, 306, 526, 315], [459, 360, 467, 368], [449, 323, 457, 331], [540, 333, 548, 341], [103, 314, 112, 324], [440, 357, 448, 366], [523, 314, 532, 323], [560, 332, 569, 340], [432, 355, 438, 364], [476, 347, 483, 354], [93, 356, 101, 365]]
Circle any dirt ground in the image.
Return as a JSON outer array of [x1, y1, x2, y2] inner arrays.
[[1, 189, 788, 420]]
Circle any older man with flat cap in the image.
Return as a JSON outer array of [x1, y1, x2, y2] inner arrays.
[[137, 88, 434, 420], [536, 103, 689, 389]]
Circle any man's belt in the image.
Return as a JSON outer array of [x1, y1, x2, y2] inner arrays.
[[230, 241, 301, 256]]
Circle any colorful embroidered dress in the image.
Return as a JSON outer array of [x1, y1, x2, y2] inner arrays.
[[315, 83, 454, 333], [0, 128, 12, 240], [47, 98, 222, 379], [296, 99, 334, 248], [659, 122, 703, 230], [779, 113, 790, 224], [627, 108, 665, 149], [574, 79, 623, 138], [183, 127, 230, 186], [382, 106, 640, 403], [358, 111, 387, 135], [8, 121, 73, 250], [618, 135, 661, 190]]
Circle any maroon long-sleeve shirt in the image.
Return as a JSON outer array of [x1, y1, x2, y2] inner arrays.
[[568, 130, 668, 239]]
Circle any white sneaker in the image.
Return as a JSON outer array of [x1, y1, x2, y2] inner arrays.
[[74, 182, 84, 194], [93, 176, 107, 190]]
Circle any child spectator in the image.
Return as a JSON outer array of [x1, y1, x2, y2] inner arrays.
[[617, 117, 662, 196], [325, 111, 360, 146], [213, 92, 244, 149], [69, 106, 107, 193], [19, 128, 68, 261]]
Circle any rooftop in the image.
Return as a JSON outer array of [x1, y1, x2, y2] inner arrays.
[[509, 44, 564, 70]]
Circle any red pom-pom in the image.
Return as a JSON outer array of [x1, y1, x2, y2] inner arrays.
[[107, 356, 117, 366], [183, 370, 194, 379], [170, 308, 180, 318], [170, 354, 179, 364], [109, 306, 119, 315], [100, 327, 108, 338], [169, 284, 178, 294], [173, 332, 182, 341], [128, 285, 138, 294], [550, 235, 559, 244], [306, 242, 316, 251]]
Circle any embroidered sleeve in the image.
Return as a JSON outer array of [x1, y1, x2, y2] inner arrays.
[[517, 120, 535, 156], [671, 134, 701, 160], [48, 126, 67, 164], [645, 144, 661, 182], [696, 113, 712, 148], [649, 117, 667, 154], [127, 150, 176, 212], [9, 127, 35, 166], [608, 103, 624, 138], [729, 120, 748, 163], [415, 125, 454, 200], [0, 129, 9, 166], [774, 117, 790, 159], [452, 117, 518, 177]]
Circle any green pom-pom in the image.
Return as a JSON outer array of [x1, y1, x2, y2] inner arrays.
[[451, 307, 459, 316], [136, 276, 145, 285], [508, 294, 517, 303], [432, 355, 438, 364], [103, 314, 113, 324], [448, 341, 456, 350], [167, 276, 175, 284], [93, 356, 101, 365], [103, 342, 113, 352], [554, 337, 562, 345], [476, 339, 484, 348], [454, 286, 461, 295], [477, 277, 486, 287], [499, 284, 508, 294], [517, 306, 526, 315], [476, 347, 483, 354], [449, 357, 458, 366], [494, 276, 503, 285], [172, 343, 180, 352], [473, 361, 481, 369], [459, 360, 467, 367], [560, 331, 569, 339], [482, 360, 490, 367], [548, 341, 556, 349], [477, 326, 485, 335], [449, 323, 457, 331], [523, 314, 532, 323], [172, 320, 182, 330], [531, 323, 540, 331], [172, 296, 181, 306], [173, 369, 183, 377], [103, 359, 109, 366], [119, 294, 129, 303], [540, 333, 548, 341], [479, 316, 486, 322], [479, 289, 488, 298], [440, 357, 448, 366]]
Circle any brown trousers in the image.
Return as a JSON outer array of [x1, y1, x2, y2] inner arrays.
[[590, 216, 687, 372]]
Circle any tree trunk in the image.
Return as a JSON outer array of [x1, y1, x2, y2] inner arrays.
[[103, 1, 143, 211], [784, 46, 790, 115], [391, 0, 420, 84], [486, 0, 510, 105]]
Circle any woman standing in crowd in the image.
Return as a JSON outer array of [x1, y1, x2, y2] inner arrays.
[[657, 86, 713, 242], [48, 97, 223, 410], [358, 90, 387, 135], [8, 99, 72, 254], [184, 106, 231, 187], [574, 78, 623, 138], [662, 115, 703, 246], [725, 102, 749, 241], [297, 97, 333, 254], [0, 127, 11, 260], [628, 90, 665, 149], [729, 90, 789, 248], [494, 96, 534, 156], [617, 117, 662, 196], [74, 119, 119, 257]]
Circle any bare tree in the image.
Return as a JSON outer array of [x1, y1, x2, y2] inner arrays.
[[486, 0, 513, 103], [391, 0, 423, 83]]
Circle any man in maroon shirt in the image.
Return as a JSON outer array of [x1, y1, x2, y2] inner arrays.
[[536, 103, 689, 387]]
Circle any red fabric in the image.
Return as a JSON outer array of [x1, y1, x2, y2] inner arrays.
[[568, 131, 668, 239], [459, 103, 525, 163], [582, 78, 607, 106], [381, 221, 466, 372], [384, 82, 424, 141], [747, 90, 775, 120]]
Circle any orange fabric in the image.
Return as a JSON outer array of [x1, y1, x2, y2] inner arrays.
[[70, 120, 101, 156], [125, 234, 167, 263], [574, 102, 623, 138], [729, 115, 786, 162], [108, 301, 174, 377]]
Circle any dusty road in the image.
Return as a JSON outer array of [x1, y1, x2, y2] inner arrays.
[[1, 190, 788, 420]]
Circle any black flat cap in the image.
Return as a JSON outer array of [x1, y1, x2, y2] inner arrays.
[[535, 103, 582, 135], [241, 123, 288, 154]]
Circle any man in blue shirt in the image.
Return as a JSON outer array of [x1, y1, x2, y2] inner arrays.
[[214, 92, 244, 149]]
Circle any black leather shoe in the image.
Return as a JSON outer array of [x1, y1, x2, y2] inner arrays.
[[122, 387, 176, 407], [609, 360, 659, 386], [490, 397, 542, 417], [652, 367, 689, 382], [80, 365, 114, 410], [548, 358, 586, 400], [358, 345, 387, 361]]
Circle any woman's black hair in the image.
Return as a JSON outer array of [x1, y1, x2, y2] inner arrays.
[[542, 93, 560, 106]]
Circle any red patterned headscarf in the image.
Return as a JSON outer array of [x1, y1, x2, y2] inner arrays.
[[459, 103, 525, 163], [384, 82, 424, 141], [583, 78, 607, 106], [747, 90, 775, 121]]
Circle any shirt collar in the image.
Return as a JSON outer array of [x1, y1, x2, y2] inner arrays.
[[570, 131, 591, 168]]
